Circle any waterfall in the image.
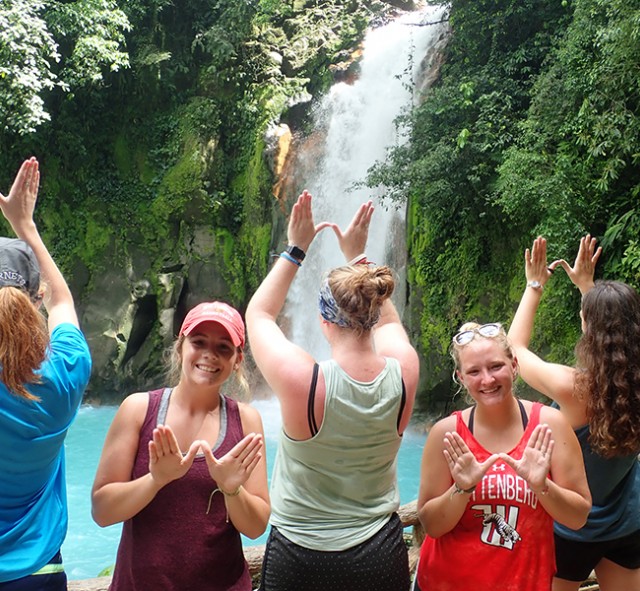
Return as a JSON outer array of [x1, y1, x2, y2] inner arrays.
[[283, 4, 449, 359]]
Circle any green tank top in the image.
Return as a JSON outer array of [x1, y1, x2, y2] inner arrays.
[[270, 357, 404, 550]]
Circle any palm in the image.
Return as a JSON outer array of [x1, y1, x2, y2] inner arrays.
[[201, 433, 262, 493], [443, 431, 498, 490]]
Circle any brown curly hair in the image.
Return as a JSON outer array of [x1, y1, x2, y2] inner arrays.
[[0, 287, 48, 400], [575, 280, 640, 457], [327, 264, 395, 338]]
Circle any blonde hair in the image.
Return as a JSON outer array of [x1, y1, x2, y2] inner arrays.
[[0, 287, 48, 400], [326, 264, 395, 338], [166, 335, 249, 399], [450, 322, 515, 401]]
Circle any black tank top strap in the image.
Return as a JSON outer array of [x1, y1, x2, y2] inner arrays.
[[517, 398, 528, 430], [397, 379, 407, 431], [307, 363, 320, 436], [468, 404, 476, 434], [468, 400, 527, 435]]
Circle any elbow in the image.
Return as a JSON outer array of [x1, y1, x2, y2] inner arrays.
[[241, 517, 269, 540], [418, 509, 447, 539], [91, 507, 115, 528], [555, 498, 591, 531]]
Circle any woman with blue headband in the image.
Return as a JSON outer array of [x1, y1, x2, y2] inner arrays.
[[246, 191, 419, 591]]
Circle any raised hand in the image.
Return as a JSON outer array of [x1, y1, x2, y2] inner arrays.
[[498, 423, 553, 494], [549, 234, 601, 295], [148, 425, 201, 488], [200, 432, 263, 494], [0, 157, 39, 234], [328, 200, 374, 261], [524, 236, 553, 288], [287, 190, 331, 252], [443, 431, 499, 490]]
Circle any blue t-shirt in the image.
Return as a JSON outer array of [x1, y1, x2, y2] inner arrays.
[[0, 323, 91, 582]]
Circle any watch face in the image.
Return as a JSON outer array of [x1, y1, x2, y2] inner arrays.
[[528, 280, 541, 289]]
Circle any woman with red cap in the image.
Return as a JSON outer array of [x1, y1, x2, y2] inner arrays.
[[0, 157, 92, 590], [92, 301, 270, 590]]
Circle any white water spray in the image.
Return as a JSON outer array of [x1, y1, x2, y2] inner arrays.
[[285, 4, 449, 359]]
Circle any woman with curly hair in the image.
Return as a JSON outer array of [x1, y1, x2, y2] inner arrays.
[[508, 235, 640, 591]]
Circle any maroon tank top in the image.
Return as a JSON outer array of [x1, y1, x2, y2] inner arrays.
[[109, 388, 252, 591]]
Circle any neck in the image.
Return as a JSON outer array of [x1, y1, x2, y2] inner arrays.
[[473, 394, 519, 428], [172, 382, 222, 412]]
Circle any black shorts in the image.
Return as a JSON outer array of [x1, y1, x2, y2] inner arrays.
[[259, 513, 410, 591], [554, 530, 640, 581], [0, 552, 66, 591]]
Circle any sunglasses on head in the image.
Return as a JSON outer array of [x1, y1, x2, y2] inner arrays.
[[452, 323, 503, 346]]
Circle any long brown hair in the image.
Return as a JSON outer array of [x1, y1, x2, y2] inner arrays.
[[0, 287, 48, 400], [576, 280, 640, 457]]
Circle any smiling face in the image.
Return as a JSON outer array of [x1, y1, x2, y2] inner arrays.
[[179, 321, 241, 389], [456, 338, 517, 407]]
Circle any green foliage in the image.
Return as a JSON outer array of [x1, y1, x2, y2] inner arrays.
[[0, 0, 130, 135], [0, 0, 62, 133]]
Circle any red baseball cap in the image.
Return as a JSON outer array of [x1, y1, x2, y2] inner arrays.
[[179, 301, 245, 348]]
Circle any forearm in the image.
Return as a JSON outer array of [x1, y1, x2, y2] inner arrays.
[[534, 479, 590, 530], [224, 488, 270, 539], [91, 473, 162, 527], [508, 286, 543, 348], [418, 486, 471, 538], [247, 256, 299, 322], [11, 219, 73, 311]]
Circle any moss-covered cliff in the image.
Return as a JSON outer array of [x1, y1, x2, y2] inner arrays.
[[0, 0, 415, 399]]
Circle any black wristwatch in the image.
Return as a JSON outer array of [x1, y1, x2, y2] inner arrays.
[[285, 244, 306, 262]]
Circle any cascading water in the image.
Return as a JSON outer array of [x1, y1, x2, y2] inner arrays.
[[283, 4, 450, 359]]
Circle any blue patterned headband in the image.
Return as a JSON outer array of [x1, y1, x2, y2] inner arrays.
[[318, 279, 352, 328]]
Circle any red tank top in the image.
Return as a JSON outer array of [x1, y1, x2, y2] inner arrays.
[[417, 402, 555, 591], [109, 389, 251, 591]]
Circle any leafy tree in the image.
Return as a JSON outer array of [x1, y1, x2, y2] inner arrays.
[[0, 0, 130, 135]]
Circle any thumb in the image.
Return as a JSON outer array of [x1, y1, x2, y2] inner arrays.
[[315, 221, 333, 234], [549, 259, 571, 274], [497, 453, 517, 470], [479, 453, 501, 473], [326, 223, 342, 239], [181, 440, 202, 466]]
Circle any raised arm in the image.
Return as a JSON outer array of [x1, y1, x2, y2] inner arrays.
[[0, 157, 78, 330], [508, 237, 575, 404], [245, 191, 330, 424]]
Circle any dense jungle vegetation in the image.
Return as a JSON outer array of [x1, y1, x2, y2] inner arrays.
[[1, 0, 639, 408], [368, 0, 640, 411]]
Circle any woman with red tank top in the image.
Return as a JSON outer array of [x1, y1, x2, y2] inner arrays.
[[91, 302, 270, 590], [414, 322, 591, 591]]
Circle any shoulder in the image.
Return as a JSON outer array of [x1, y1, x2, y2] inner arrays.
[[427, 414, 458, 441], [539, 403, 567, 425], [237, 400, 265, 434], [116, 391, 151, 424], [46, 323, 91, 373]]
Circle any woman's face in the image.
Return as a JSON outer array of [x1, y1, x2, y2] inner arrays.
[[180, 321, 240, 388], [456, 338, 516, 407]]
